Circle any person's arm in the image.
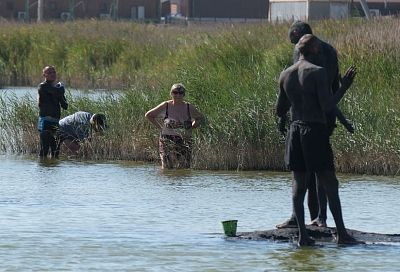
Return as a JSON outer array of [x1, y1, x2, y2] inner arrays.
[[60, 93, 68, 110], [188, 105, 204, 129], [275, 73, 291, 135], [145, 101, 167, 128], [317, 66, 356, 113], [330, 46, 340, 94], [276, 74, 291, 118], [331, 65, 357, 133], [331, 67, 340, 94], [55, 84, 68, 110], [335, 106, 354, 133], [338, 65, 357, 90], [275, 74, 291, 136], [38, 84, 44, 107]]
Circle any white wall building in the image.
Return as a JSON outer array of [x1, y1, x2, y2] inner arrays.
[[269, 0, 400, 21]]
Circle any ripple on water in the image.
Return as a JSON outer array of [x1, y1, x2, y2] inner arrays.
[[0, 155, 399, 271]]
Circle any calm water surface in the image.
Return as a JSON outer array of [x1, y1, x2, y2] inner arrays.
[[0, 86, 119, 100], [1, 155, 399, 271]]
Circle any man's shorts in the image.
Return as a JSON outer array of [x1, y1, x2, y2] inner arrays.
[[37, 116, 59, 132], [284, 121, 335, 172]]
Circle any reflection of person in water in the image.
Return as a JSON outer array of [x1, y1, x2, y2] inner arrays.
[[145, 83, 203, 169], [276, 34, 361, 246], [37, 65, 68, 159], [57, 111, 107, 154], [277, 21, 355, 229]]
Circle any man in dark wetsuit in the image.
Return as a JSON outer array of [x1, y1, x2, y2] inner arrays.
[[276, 34, 361, 246], [37, 66, 68, 159], [277, 21, 355, 229]]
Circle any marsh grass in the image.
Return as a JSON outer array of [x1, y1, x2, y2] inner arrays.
[[0, 18, 399, 174]]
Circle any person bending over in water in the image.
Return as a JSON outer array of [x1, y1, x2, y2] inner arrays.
[[276, 34, 362, 246], [145, 83, 204, 169], [57, 111, 107, 154], [37, 65, 68, 159], [277, 21, 355, 229]]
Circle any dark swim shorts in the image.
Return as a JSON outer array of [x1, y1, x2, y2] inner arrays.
[[284, 121, 335, 172]]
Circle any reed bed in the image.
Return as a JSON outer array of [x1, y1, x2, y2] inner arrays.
[[0, 18, 399, 174]]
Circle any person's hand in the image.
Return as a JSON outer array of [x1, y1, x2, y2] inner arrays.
[[55, 82, 65, 95], [278, 117, 287, 136], [343, 119, 355, 134], [340, 65, 357, 91]]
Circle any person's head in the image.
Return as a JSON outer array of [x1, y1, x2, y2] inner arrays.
[[170, 83, 186, 99], [90, 113, 107, 133], [43, 65, 57, 83], [288, 21, 313, 44], [296, 34, 320, 58]]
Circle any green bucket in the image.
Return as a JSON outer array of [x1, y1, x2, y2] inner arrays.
[[222, 220, 238, 237]]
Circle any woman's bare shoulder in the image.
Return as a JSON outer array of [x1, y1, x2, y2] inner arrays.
[[158, 100, 170, 108]]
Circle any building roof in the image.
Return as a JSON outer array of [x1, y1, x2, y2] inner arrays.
[[270, 0, 400, 2]]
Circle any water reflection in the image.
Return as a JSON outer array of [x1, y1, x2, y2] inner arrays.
[[269, 245, 341, 271], [158, 168, 197, 179], [38, 157, 62, 167]]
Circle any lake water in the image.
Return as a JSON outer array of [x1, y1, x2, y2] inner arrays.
[[1, 155, 399, 271], [0, 86, 119, 100]]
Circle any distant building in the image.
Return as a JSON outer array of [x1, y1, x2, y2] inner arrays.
[[162, 0, 269, 20], [269, 0, 350, 21], [0, 0, 160, 22], [269, 0, 400, 21], [162, 0, 186, 17], [353, 0, 400, 16]]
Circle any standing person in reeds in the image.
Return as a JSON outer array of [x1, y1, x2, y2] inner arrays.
[[277, 21, 355, 229], [275, 34, 362, 246], [37, 65, 68, 159], [145, 83, 204, 169]]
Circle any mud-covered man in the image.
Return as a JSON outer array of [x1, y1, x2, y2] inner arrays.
[[275, 34, 361, 246], [277, 21, 355, 229]]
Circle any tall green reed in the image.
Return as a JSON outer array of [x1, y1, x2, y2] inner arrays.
[[0, 19, 399, 174]]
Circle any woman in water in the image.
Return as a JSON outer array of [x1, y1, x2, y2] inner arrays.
[[145, 83, 203, 169]]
